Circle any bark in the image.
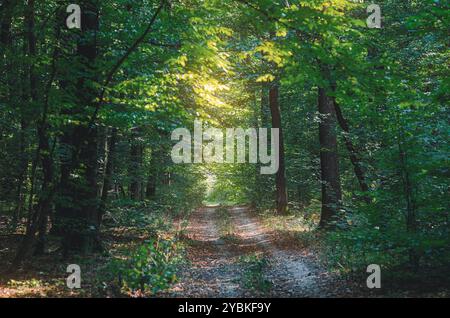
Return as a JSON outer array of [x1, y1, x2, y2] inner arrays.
[[146, 146, 165, 199], [145, 152, 157, 200], [1, 0, 27, 230], [55, 1, 101, 255], [33, 123, 54, 255], [27, 0, 37, 102], [145, 174, 156, 199], [13, 0, 57, 264], [99, 128, 117, 224], [0, 0, 13, 48], [57, 130, 101, 255], [54, 2, 165, 255], [129, 131, 144, 200], [14, 123, 54, 261], [268, 83, 288, 214], [397, 124, 419, 268], [84, 126, 100, 246], [11, 120, 29, 230], [318, 87, 342, 228]]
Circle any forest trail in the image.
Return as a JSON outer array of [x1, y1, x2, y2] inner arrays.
[[169, 206, 242, 297], [168, 206, 335, 297], [230, 206, 333, 297]]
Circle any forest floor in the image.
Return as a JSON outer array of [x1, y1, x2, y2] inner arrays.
[[163, 205, 369, 297], [0, 205, 448, 298]]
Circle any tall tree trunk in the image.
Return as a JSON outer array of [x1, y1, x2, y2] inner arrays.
[[20, 0, 38, 234], [33, 123, 54, 255], [129, 132, 143, 200], [12, 0, 58, 264], [99, 128, 117, 224], [11, 120, 29, 230], [55, 1, 101, 255], [145, 155, 156, 199], [14, 123, 54, 262], [268, 83, 287, 214], [0, 0, 13, 49], [318, 87, 342, 228], [53, 0, 164, 255], [397, 120, 419, 268], [85, 126, 100, 247], [1, 0, 27, 230]]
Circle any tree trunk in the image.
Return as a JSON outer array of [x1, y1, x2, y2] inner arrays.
[[12, 0, 57, 263], [129, 145, 142, 200], [0, 0, 13, 49], [1, 0, 27, 231], [145, 154, 157, 199], [13, 130, 53, 262], [33, 124, 54, 255], [55, 1, 101, 255], [318, 87, 342, 228], [397, 123, 419, 268], [268, 83, 288, 214], [11, 120, 29, 230], [129, 129, 144, 200], [99, 128, 117, 224]]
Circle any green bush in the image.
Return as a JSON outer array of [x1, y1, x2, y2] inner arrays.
[[239, 253, 272, 293], [324, 215, 450, 276], [107, 238, 184, 295]]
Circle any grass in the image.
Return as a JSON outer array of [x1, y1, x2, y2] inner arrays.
[[238, 252, 272, 294], [257, 206, 319, 250], [216, 206, 239, 242]]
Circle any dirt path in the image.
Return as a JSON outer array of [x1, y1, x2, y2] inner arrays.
[[168, 207, 242, 297], [229, 206, 334, 297], [167, 205, 334, 298]]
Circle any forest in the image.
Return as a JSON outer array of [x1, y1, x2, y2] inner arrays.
[[0, 0, 448, 298]]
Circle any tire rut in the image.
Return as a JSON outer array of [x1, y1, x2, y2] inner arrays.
[[168, 207, 242, 297], [229, 206, 331, 297], [167, 206, 333, 298]]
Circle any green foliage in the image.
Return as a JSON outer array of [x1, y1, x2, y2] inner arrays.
[[216, 206, 236, 240], [105, 200, 170, 238], [239, 253, 272, 293], [207, 164, 254, 206], [156, 165, 208, 215], [106, 238, 184, 296], [324, 209, 450, 273], [8, 278, 43, 289]]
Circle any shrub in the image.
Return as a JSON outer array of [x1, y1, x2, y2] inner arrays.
[[239, 253, 272, 293], [106, 238, 183, 296]]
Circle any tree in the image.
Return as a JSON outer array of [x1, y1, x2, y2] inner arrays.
[[268, 82, 288, 214], [317, 86, 342, 227]]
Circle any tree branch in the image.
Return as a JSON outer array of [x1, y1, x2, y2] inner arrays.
[[89, 0, 166, 127]]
